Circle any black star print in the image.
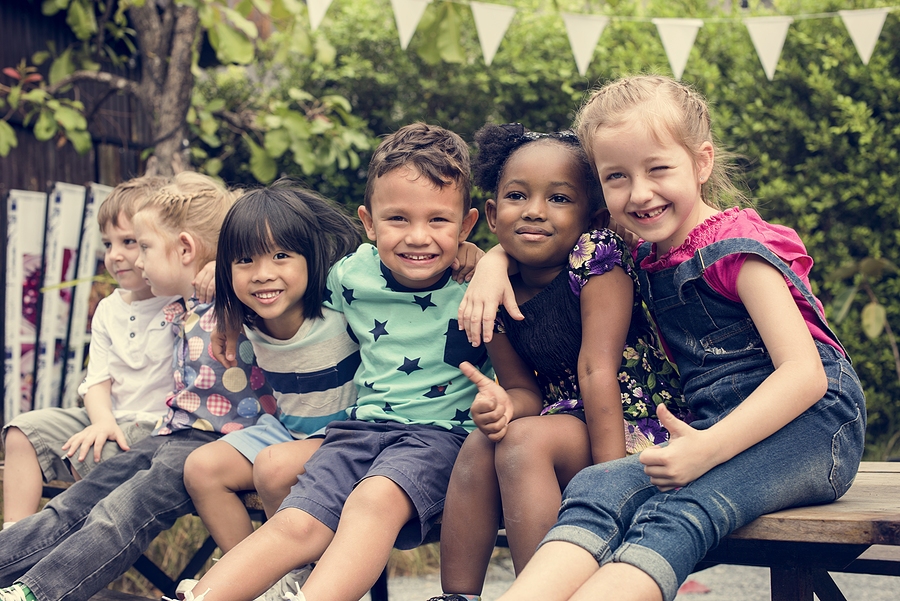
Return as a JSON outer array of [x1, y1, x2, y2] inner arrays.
[[369, 319, 389, 341], [324, 287, 333, 305], [364, 381, 375, 389], [412, 293, 437, 311], [453, 408, 471, 423], [383, 402, 395, 413], [397, 357, 422, 375], [342, 286, 356, 305], [424, 383, 448, 398]]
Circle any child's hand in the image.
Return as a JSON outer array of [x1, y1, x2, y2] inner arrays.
[[193, 261, 217, 304], [460, 361, 514, 442], [62, 422, 129, 464], [639, 405, 720, 490], [458, 249, 522, 347], [210, 328, 241, 368], [451, 241, 484, 284]]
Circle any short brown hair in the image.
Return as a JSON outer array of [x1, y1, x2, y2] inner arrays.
[[97, 176, 171, 231], [364, 123, 471, 212]]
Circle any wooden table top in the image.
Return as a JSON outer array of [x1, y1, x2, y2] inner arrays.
[[728, 462, 900, 546]]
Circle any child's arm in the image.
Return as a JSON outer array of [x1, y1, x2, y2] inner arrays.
[[460, 355, 542, 441], [62, 380, 130, 463], [192, 260, 216, 304], [210, 327, 242, 368], [578, 266, 635, 463], [450, 240, 484, 283], [641, 256, 828, 489], [458, 245, 523, 346]]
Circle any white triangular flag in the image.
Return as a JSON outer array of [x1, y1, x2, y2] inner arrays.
[[308, 0, 333, 31], [744, 16, 793, 81], [839, 8, 889, 65], [470, 2, 517, 66], [391, 0, 432, 50], [652, 18, 703, 81], [562, 13, 610, 77]]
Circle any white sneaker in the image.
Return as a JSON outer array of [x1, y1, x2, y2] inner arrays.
[[255, 565, 313, 601], [0, 584, 31, 601], [175, 579, 199, 600]]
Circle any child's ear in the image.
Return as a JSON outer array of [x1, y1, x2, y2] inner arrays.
[[358, 205, 377, 242], [178, 232, 197, 266], [458, 208, 479, 241], [484, 199, 499, 233], [697, 141, 714, 185]]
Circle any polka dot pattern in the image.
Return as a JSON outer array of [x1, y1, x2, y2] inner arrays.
[[250, 366, 265, 391], [220, 422, 244, 434], [222, 367, 248, 392], [188, 337, 204, 361], [185, 312, 200, 332], [237, 397, 261, 418], [238, 340, 254, 365], [199, 308, 217, 332], [259, 394, 277, 415], [194, 365, 217, 390], [175, 391, 201, 413]]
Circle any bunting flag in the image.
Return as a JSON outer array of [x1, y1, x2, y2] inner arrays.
[[562, 13, 610, 77], [744, 16, 794, 81], [652, 18, 703, 80], [391, 0, 432, 49], [470, 1, 517, 66], [308, 0, 334, 31], [839, 8, 890, 65]]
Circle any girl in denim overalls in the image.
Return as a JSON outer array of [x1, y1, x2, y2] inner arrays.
[[462, 75, 866, 601]]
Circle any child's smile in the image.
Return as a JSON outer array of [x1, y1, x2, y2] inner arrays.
[[233, 250, 308, 340]]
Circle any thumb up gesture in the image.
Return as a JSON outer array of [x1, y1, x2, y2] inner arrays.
[[460, 361, 514, 442], [639, 404, 718, 490]]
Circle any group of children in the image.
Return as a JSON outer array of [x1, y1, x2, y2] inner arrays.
[[0, 75, 866, 601]]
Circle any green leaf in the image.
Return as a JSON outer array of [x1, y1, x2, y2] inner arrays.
[[245, 135, 277, 183], [41, 0, 69, 17], [67, 129, 92, 153], [32, 50, 52, 66], [223, 7, 259, 39], [8, 86, 21, 110], [22, 89, 49, 104], [264, 129, 290, 158], [34, 110, 59, 141], [861, 302, 887, 340], [0, 120, 18, 156], [314, 36, 336, 65], [436, 3, 464, 64], [213, 22, 255, 64], [290, 138, 315, 174], [831, 283, 859, 324], [49, 48, 76, 86], [67, 0, 98, 41], [54, 106, 88, 131], [203, 158, 224, 177]]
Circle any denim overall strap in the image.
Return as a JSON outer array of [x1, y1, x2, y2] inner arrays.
[[672, 238, 848, 358]]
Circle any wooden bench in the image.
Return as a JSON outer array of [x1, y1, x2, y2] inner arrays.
[[5, 462, 899, 601]]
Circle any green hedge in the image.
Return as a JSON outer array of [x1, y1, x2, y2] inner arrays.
[[214, 0, 900, 456]]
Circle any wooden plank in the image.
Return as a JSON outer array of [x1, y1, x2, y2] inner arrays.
[[90, 588, 155, 601], [728, 469, 900, 545]]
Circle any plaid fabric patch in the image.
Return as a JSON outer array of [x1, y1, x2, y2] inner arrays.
[[206, 393, 232, 417], [163, 301, 186, 323], [194, 364, 217, 390], [188, 336, 204, 361], [175, 391, 201, 413], [199, 307, 217, 332]]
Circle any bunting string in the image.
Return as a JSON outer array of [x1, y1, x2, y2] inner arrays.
[[323, 1, 898, 79]]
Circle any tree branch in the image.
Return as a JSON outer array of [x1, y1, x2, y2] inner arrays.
[[46, 70, 139, 96]]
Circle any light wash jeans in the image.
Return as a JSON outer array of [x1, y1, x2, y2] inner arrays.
[[0, 429, 218, 601], [543, 343, 866, 601]]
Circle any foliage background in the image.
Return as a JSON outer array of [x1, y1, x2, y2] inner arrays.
[[199, 0, 900, 456]]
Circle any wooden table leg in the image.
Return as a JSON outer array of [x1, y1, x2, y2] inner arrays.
[[770, 566, 814, 601]]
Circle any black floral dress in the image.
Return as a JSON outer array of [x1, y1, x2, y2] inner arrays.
[[498, 229, 691, 454]]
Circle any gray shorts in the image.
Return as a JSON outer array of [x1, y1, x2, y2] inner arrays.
[[280, 420, 467, 549], [1, 407, 158, 481]]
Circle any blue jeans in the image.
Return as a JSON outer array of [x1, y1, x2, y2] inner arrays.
[[0, 429, 219, 601], [542, 344, 866, 601]]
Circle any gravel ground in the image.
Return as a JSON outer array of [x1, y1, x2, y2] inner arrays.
[[370, 556, 900, 601]]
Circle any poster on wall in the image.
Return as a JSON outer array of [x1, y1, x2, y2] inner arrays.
[[4, 189, 48, 422], [33, 183, 86, 411], [61, 183, 114, 408]]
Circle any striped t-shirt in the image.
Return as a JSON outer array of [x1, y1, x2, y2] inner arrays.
[[243, 307, 360, 438]]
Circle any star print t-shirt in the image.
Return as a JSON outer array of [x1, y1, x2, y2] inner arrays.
[[154, 301, 275, 435], [324, 244, 491, 434]]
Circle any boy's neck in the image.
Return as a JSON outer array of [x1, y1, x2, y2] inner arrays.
[[122, 286, 156, 303]]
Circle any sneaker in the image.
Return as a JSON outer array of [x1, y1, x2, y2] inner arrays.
[[0, 584, 33, 601], [255, 565, 313, 601], [174, 579, 199, 600], [426, 595, 482, 601]]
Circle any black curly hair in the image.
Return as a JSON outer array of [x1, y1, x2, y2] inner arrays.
[[472, 122, 604, 212]]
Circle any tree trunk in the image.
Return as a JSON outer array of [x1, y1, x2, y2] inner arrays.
[[129, 1, 199, 176]]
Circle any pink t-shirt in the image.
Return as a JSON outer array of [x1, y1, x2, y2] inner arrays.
[[638, 207, 843, 355]]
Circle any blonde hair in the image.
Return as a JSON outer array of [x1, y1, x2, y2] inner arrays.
[[575, 75, 746, 209], [134, 172, 238, 267], [98, 176, 171, 231]]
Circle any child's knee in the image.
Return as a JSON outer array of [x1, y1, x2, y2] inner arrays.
[[183, 444, 224, 491], [3, 426, 33, 454]]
